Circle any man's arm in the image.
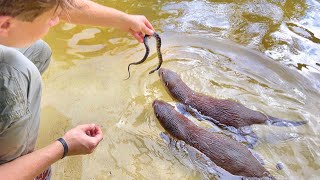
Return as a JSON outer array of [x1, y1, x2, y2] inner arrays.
[[0, 141, 63, 179], [59, 0, 154, 42], [0, 124, 103, 179]]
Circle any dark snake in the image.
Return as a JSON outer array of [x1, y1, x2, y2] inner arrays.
[[125, 32, 163, 80]]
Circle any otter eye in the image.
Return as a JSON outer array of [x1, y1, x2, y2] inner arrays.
[[156, 113, 159, 118]]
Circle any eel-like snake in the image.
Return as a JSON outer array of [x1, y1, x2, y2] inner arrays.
[[125, 32, 163, 80]]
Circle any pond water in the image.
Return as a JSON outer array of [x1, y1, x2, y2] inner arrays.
[[37, 0, 320, 179]]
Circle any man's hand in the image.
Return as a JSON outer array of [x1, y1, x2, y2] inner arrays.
[[122, 15, 155, 43], [62, 124, 103, 156], [0, 123, 103, 179]]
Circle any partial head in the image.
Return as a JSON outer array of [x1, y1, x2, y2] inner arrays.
[[152, 99, 189, 140], [0, 0, 78, 47], [152, 99, 173, 119], [158, 68, 182, 90], [152, 99, 179, 130], [158, 68, 193, 102]]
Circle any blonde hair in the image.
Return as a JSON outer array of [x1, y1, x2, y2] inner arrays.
[[0, 0, 77, 22]]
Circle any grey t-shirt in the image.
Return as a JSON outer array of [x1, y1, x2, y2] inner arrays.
[[0, 40, 51, 164]]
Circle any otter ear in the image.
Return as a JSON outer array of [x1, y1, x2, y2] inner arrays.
[[0, 16, 12, 36]]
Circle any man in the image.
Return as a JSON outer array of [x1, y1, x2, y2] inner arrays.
[[0, 0, 155, 179]]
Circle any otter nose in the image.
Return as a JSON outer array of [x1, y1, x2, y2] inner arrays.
[[152, 100, 160, 107], [158, 68, 164, 76]]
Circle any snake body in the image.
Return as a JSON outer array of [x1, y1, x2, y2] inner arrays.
[[149, 32, 163, 74], [125, 32, 163, 80]]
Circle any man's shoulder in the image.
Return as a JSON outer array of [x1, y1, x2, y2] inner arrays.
[[0, 45, 39, 78]]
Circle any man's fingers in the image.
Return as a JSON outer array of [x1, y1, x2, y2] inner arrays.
[[78, 124, 103, 138], [143, 25, 154, 36], [86, 130, 92, 136], [87, 125, 103, 141], [77, 124, 103, 139], [94, 125, 103, 141], [93, 130, 103, 143], [94, 125, 102, 135], [85, 129, 103, 147], [130, 30, 143, 43], [78, 123, 96, 131], [144, 19, 155, 33]]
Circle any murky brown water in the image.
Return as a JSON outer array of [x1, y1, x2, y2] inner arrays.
[[37, 0, 320, 179]]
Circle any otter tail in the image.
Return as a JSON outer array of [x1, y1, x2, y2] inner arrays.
[[266, 116, 307, 127]]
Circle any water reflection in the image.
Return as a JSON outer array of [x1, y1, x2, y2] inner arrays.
[[41, 0, 320, 179]]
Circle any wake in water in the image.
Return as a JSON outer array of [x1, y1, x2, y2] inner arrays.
[[160, 132, 275, 180], [160, 132, 243, 180]]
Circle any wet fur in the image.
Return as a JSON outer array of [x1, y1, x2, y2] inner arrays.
[[158, 68, 307, 128], [153, 100, 272, 178]]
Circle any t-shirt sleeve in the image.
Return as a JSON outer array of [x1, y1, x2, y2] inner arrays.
[[0, 72, 28, 134]]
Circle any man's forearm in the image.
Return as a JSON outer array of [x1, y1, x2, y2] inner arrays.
[[0, 141, 63, 179], [60, 0, 130, 29]]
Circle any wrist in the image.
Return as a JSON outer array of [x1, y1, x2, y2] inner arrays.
[[116, 12, 132, 29], [56, 138, 69, 159]]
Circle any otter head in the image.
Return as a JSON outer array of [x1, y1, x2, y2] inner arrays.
[[158, 68, 193, 102], [152, 99, 189, 140], [152, 99, 173, 121], [158, 68, 181, 91]]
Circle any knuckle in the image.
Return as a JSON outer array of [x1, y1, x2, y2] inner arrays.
[[88, 141, 97, 150], [88, 144, 94, 150], [86, 147, 94, 154], [85, 149, 91, 154]]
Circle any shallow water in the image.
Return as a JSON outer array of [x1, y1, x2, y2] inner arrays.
[[38, 0, 320, 179]]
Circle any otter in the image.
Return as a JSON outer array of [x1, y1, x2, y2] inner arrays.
[[158, 68, 307, 128], [153, 99, 273, 178]]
